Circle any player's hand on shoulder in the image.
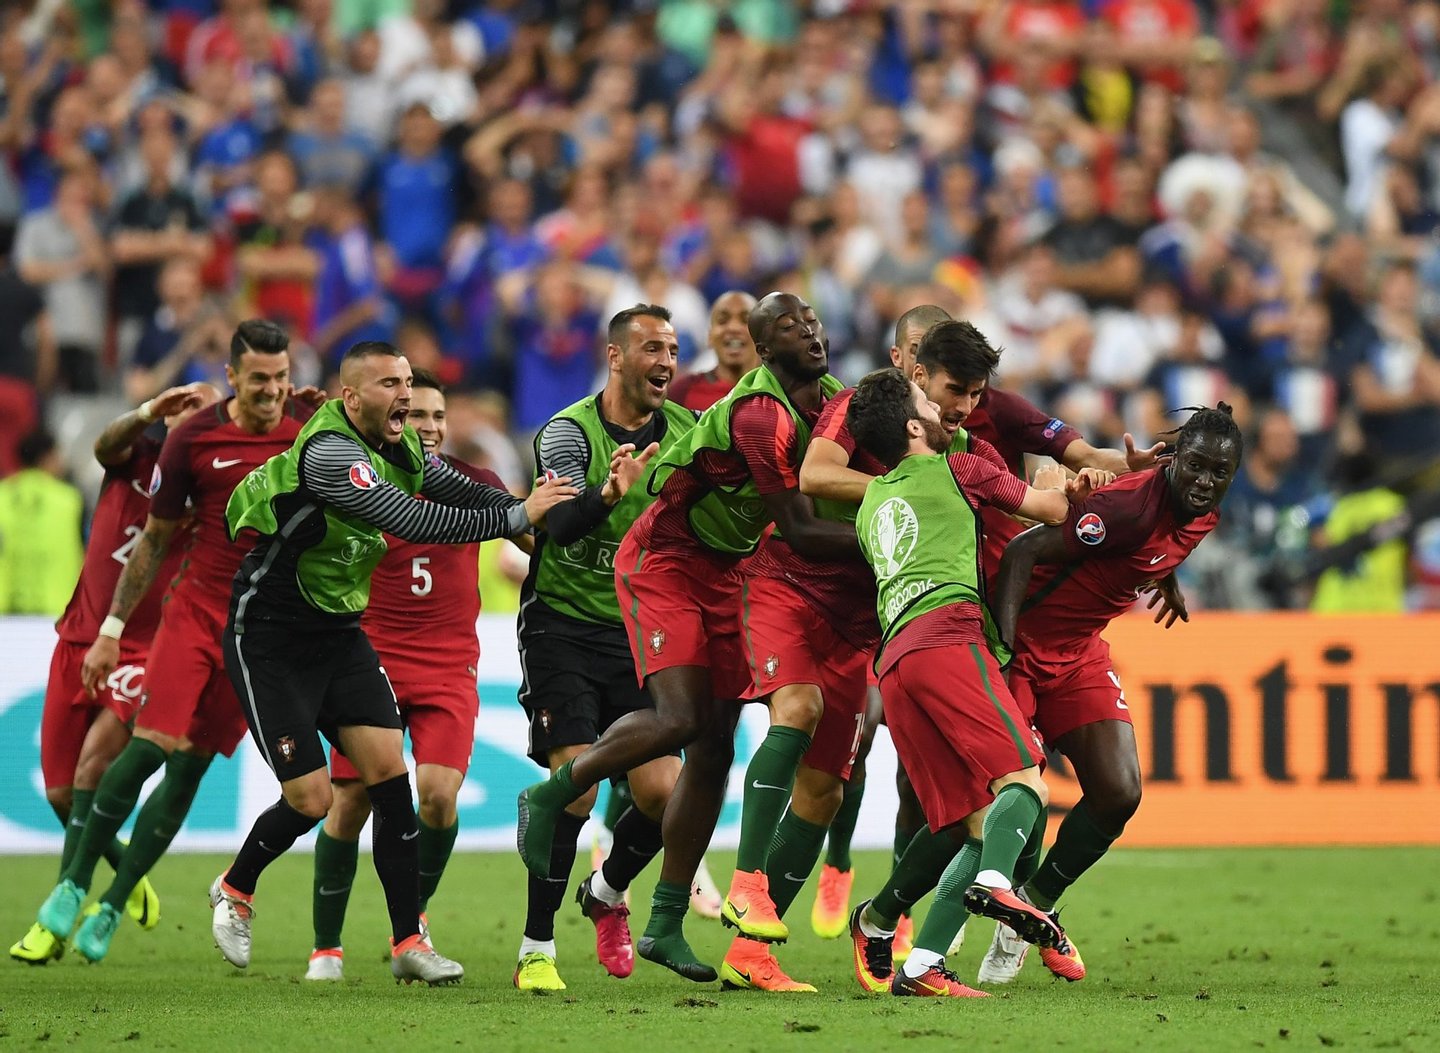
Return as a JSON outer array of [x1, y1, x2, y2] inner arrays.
[[148, 384, 207, 420], [524, 473, 580, 528], [1124, 433, 1169, 472], [81, 637, 120, 700], [1032, 464, 1068, 491], [289, 384, 329, 410], [601, 441, 661, 506], [1066, 467, 1114, 502]]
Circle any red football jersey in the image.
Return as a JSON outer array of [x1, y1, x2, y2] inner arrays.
[[55, 431, 188, 645], [150, 399, 308, 609], [362, 455, 503, 666], [669, 370, 738, 412], [1014, 468, 1219, 659]]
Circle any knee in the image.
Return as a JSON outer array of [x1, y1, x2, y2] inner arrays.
[[72, 754, 107, 792], [285, 782, 333, 821], [628, 764, 678, 818], [791, 774, 843, 826], [770, 688, 823, 734], [416, 782, 460, 829], [46, 785, 72, 817], [1088, 777, 1141, 831], [656, 708, 704, 750], [685, 729, 734, 775], [567, 784, 600, 818]]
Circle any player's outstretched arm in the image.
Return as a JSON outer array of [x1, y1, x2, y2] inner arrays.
[[762, 488, 860, 559], [1061, 435, 1167, 477], [93, 385, 207, 467], [993, 524, 1070, 649], [82, 514, 182, 697], [799, 435, 874, 503], [531, 418, 623, 545]]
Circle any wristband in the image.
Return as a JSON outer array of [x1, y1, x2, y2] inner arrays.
[[98, 616, 126, 640], [137, 400, 156, 423]]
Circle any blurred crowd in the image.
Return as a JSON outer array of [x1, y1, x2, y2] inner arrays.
[[1, 0, 1439, 613]]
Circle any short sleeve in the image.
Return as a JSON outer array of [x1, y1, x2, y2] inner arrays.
[[149, 423, 197, 520], [1058, 482, 1155, 559], [730, 395, 799, 495], [813, 389, 857, 457], [947, 453, 1028, 514]]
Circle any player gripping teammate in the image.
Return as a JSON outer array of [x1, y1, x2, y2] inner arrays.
[[976, 405, 1241, 985], [667, 291, 759, 411], [10, 384, 218, 964], [517, 292, 856, 982], [514, 305, 698, 992], [213, 341, 576, 985], [303, 368, 510, 981], [33, 322, 310, 964], [844, 367, 1100, 997]]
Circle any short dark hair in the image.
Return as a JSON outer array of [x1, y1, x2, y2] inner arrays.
[[410, 366, 444, 394], [607, 304, 672, 348], [846, 368, 918, 469], [894, 304, 952, 349], [18, 428, 56, 469], [1166, 402, 1244, 460], [230, 319, 289, 368], [341, 340, 402, 367], [916, 320, 1000, 383]]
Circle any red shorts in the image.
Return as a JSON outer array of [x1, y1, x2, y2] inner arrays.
[[1008, 637, 1132, 744], [739, 576, 868, 781], [879, 643, 1045, 833], [616, 531, 749, 700], [40, 638, 149, 789], [329, 656, 480, 780], [137, 593, 248, 757]]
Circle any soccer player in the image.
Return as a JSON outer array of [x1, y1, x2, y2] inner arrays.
[[513, 304, 698, 992], [304, 367, 508, 981], [844, 367, 1094, 998], [667, 290, 759, 411], [517, 292, 856, 982], [977, 404, 1241, 985], [33, 321, 310, 964], [213, 341, 578, 985], [10, 383, 219, 964]]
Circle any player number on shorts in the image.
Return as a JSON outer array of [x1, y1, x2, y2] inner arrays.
[[410, 556, 433, 597], [111, 525, 143, 567], [1108, 670, 1128, 710]]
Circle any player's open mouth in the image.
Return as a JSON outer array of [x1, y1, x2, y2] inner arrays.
[[646, 372, 671, 394], [806, 341, 824, 358], [942, 415, 963, 433], [1185, 490, 1213, 512], [720, 335, 748, 352], [387, 409, 408, 434]]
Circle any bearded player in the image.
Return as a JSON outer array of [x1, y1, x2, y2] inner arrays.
[[10, 384, 219, 964], [975, 404, 1242, 985]]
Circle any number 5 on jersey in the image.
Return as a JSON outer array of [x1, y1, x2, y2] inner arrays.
[[411, 556, 432, 597]]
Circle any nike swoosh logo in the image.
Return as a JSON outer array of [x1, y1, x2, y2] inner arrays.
[[750, 780, 788, 792], [893, 892, 916, 905], [91, 804, 124, 820], [783, 872, 808, 883], [212, 457, 243, 470], [730, 905, 749, 920], [401, 829, 419, 841], [69, 817, 85, 828], [915, 980, 948, 995], [1015, 828, 1026, 839], [317, 886, 349, 897], [1148, 555, 1165, 565]]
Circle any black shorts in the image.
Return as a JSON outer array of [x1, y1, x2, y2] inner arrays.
[[224, 619, 402, 779], [518, 631, 654, 767]]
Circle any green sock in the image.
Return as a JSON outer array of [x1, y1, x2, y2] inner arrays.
[[912, 837, 982, 958], [870, 825, 954, 929], [976, 784, 1045, 885], [60, 789, 95, 877], [601, 778, 632, 834], [1013, 807, 1048, 889], [63, 738, 167, 891], [734, 725, 811, 873], [824, 777, 865, 872], [100, 750, 211, 911], [1025, 799, 1117, 910], [642, 879, 691, 939], [765, 811, 827, 918], [417, 819, 458, 912], [313, 830, 360, 950], [101, 837, 126, 873], [530, 760, 582, 809]]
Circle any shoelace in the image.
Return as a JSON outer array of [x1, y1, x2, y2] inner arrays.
[[933, 964, 965, 986], [222, 896, 254, 921], [861, 933, 893, 977]]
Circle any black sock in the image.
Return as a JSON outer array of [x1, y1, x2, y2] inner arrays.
[[226, 798, 318, 895], [524, 810, 587, 942], [600, 806, 663, 893], [367, 774, 421, 946]]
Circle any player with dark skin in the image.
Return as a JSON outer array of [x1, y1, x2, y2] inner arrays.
[[983, 406, 1242, 983]]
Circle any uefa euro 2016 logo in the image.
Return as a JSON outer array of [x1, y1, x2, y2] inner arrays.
[[869, 497, 919, 580]]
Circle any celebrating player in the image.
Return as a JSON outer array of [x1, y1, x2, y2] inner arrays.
[[213, 341, 576, 985], [513, 305, 698, 992], [33, 322, 309, 964], [843, 367, 1096, 998], [517, 292, 855, 982], [304, 368, 509, 981], [976, 404, 1242, 984], [668, 291, 759, 411], [10, 384, 218, 964]]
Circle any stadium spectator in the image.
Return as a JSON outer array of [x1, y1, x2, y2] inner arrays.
[[125, 258, 234, 404]]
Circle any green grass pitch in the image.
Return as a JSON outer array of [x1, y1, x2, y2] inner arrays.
[[2, 847, 1437, 1051]]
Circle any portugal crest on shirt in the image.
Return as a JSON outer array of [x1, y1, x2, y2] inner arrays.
[[649, 628, 665, 655], [764, 655, 779, 679]]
